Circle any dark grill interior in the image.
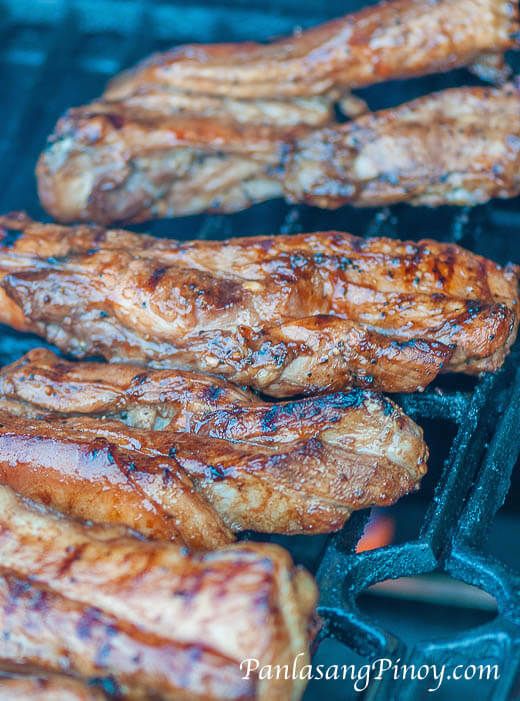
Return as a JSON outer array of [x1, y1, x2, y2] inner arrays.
[[0, 1, 519, 699]]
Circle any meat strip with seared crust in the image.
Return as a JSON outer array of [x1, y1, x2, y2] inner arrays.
[[284, 83, 520, 208], [37, 83, 520, 223], [37, 109, 291, 224], [106, 0, 519, 105], [75, 0, 517, 137], [0, 350, 429, 537], [0, 215, 517, 395], [0, 412, 233, 550], [0, 486, 317, 700]]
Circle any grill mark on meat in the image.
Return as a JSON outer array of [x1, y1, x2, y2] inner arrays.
[[148, 266, 167, 289], [104, 113, 125, 130], [0, 217, 517, 394], [0, 349, 429, 535], [57, 543, 87, 577]]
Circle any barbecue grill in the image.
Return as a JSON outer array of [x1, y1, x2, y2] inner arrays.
[[0, 1, 519, 699]]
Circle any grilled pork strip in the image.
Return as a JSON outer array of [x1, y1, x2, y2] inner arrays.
[[0, 411, 234, 549], [94, 0, 519, 130], [37, 109, 290, 224], [32, 0, 518, 153], [103, 88, 352, 128], [0, 215, 518, 394], [0, 351, 428, 536], [284, 83, 520, 208], [107, 0, 518, 101], [37, 83, 520, 223], [0, 486, 317, 700]]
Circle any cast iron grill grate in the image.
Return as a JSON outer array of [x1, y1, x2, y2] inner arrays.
[[0, 1, 519, 699]]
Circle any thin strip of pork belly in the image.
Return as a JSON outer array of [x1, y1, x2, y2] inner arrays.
[[0, 486, 317, 700], [0, 371, 428, 535], [107, 0, 519, 100], [0, 216, 517, 394]]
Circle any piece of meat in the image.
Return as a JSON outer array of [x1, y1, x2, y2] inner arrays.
[[0, 676, 107, 700], [107, 0, 519, 100], [103, 88, 349, 128], [0, 348, 261, 427], [0, 411, 234, 549], [284, 82, 520, 208], [37, 107, 291, 224], [37, 83, 520, 223], [0, 352, 428, 536], [32, 0, 517, 178], [0, 485, 317, 700], [0, 215, 517, 395]]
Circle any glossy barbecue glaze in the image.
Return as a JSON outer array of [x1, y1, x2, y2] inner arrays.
[[0, 349, 428, 537], [0, 486, 317, 700], [37, 108, 291, 224], [37, 81, 520, 223], [0, 215, 517, 395], [0, 412, 234, 549], [285, 83, 520, 208], [106, 0, 518, 101]]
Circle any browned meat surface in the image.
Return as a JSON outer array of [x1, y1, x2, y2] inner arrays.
[[37, 83, 520, 223], [103, 88, 350, 128], [0, 215, 518, 395], [0, 349, 428, 537], [107, 0, 518, 101], [0, 349, 265, 428], [37, 108, 290, 224], [0, 411, 234, 549], [284, 83, 520, 208], [90, 0, 519, 134], [32, 0, 517, 169], [0, 486, 317, 700], [0, 676, 107, 700]]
